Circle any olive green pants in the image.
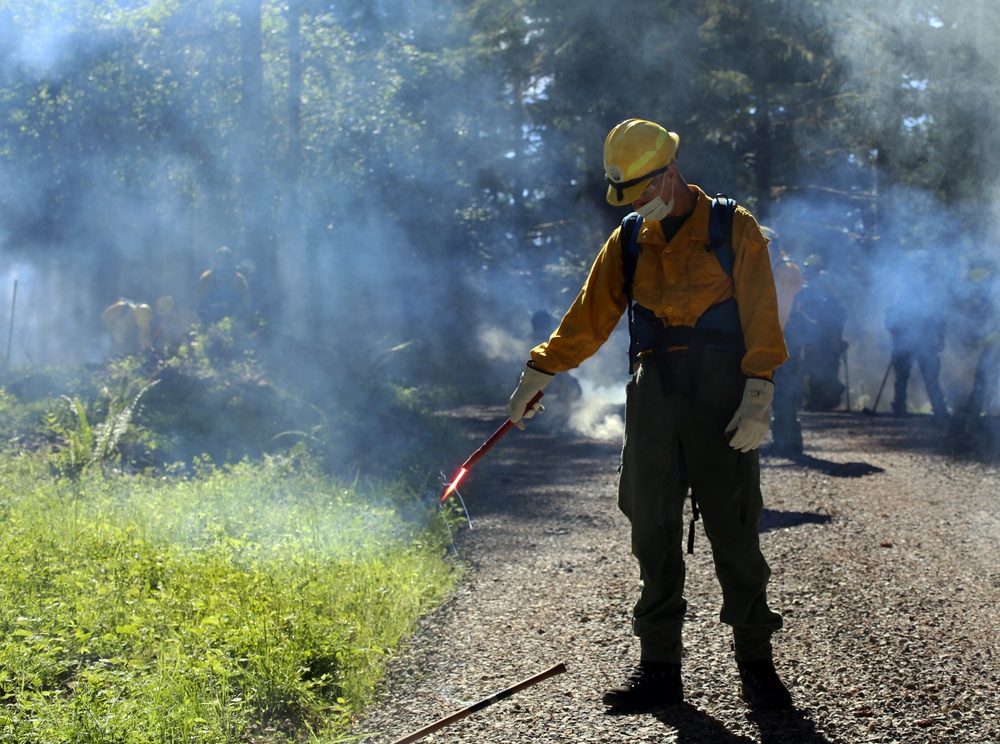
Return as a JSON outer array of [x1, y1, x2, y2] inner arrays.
[[618, 349, 783, 664]]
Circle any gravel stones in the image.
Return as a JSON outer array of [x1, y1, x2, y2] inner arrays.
[[353, 411, 1000, 743]]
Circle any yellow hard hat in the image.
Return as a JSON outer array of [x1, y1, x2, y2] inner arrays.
[[101, 301, 132, 332], [603, 119, 680, 206]]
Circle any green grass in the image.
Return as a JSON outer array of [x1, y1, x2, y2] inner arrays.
[[0, 452, 460, 743], [0, 337, 470, 741]]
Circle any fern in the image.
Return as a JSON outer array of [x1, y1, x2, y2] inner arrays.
[[93, 380, 159, 464], [51, 380, 159, 475], [58, 395, 96, 473]]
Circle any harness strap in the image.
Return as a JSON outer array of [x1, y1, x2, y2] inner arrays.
[[621, 212, 643, 371], [621, 195, 740, 375], [648, 326, 744, 398], [656, 324, 744, 350]]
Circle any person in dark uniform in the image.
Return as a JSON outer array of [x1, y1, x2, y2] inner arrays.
[[195, 247, 251, 325], [885, 297, 948, 419]]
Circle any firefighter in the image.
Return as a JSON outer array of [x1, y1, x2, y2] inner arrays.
[[798, 256, 847, 411], [764, 228, 804, 329], [195, 247, 251, 325], [150, 295, 198, 355], [507, 119, 792, 711], [101, 299, 154, 356], [886, 295, 948, 419], [765, 228, 807, 455], [958, 268, 1000, 417]]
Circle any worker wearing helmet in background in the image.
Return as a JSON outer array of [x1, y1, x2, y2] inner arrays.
[[101, 299, 154, 356], [958, 267, 1000, 417], [763, 227, 804, 329], [798, 255, 848, 411], [195, 246, 251, 325], [885, 290, 948, 420], [765, 228, 807, 455], [507, 119, 792, 711]]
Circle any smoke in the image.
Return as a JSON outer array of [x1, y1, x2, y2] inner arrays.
[[0, 2, 487, 372], [760, 0, 1000, 416], [2, 0, 1000, 436]]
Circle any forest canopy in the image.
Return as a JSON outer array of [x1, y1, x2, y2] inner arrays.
[[1, 0, 999, 401]]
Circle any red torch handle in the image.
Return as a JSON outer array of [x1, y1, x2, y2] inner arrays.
[[459, 390, 544, 470], [441, 391, 545, 502]]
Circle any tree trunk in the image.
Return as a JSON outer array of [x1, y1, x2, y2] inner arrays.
[[239, 0, 273, 319]]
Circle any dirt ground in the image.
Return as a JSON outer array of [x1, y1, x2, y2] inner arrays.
[[352, 408, 1000, 744]]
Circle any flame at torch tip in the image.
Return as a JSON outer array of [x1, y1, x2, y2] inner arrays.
[[441, 467, 468, 502]]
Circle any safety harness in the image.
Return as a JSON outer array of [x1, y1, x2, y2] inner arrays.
[[620, 195, 745, 553], [621, 195, 745, 375]]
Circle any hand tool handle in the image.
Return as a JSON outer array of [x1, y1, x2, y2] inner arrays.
[[460, 390, 544, 470], [389, 662, 567, 744]]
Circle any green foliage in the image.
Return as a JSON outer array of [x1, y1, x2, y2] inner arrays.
[[0, 328, 470, 741], [1, 318, 463, 487], [44, 379, 160, 477], [6, 0, 1000, 730], [45, 396, 95, 474], [0, 452, 459, 743]]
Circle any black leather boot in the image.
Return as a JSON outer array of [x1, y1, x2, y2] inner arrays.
[[602, 661, 683, 712], [738, 659, 793, 710]]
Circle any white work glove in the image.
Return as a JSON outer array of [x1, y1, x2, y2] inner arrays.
[[509, 363, 554, 430], [724, 378, 774, 452]]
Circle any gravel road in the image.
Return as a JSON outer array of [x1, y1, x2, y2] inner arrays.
[[352, 409, 1000, 744]]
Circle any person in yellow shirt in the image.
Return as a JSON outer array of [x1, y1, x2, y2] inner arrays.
[[101, 300, 154, 356], [507, 119, 792, 711], [765, 229, 807, 455], [150, 295, 198, 355], [765, 227, 805, 328]]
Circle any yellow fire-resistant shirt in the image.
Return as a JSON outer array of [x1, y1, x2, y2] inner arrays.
[[530, 185, 788, 380], [772, 258, 805, 330]]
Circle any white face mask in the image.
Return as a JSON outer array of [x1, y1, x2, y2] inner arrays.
[[636, 182, 675, 222]]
